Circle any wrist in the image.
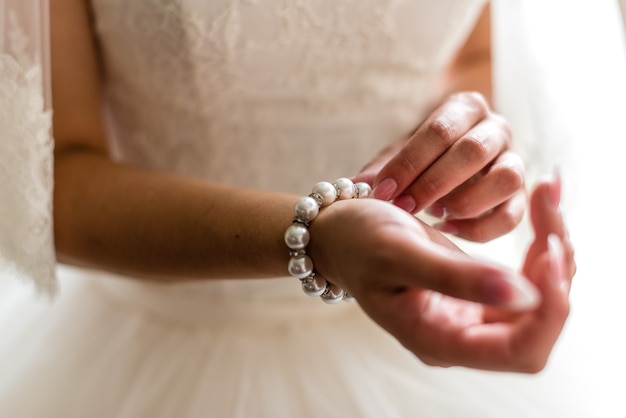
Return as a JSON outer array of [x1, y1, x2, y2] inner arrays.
[[284, 178, 371, 304]]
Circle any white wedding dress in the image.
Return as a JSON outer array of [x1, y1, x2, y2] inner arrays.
[[1, 0, 621, 417]]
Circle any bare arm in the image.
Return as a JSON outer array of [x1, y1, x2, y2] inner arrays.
[[52, 0, 294, 281]]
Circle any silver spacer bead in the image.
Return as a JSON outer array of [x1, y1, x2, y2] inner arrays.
[[320, 282, 345, 304], [333, 177, 354, 200], [288, 249, 306, 257], [342, 292, 356, 302], [354, 182, 372, 199], [312, 181, 337, 206], [308, 193, 324, 207], [301, 275, 328, 297]]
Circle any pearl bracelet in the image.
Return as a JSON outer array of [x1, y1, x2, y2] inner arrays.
[[284, 178, 372, 304]]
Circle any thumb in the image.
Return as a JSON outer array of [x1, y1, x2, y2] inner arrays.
[[389, 239, 541, 310]]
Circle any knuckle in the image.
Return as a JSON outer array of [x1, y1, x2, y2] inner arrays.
[[456, 91, 490, 114], [467, 225, 491, 243], [495, 166, 525, 195], [427, 117, 457, 145], [417, 355, 438, 367], [458, 132, 489, 161], [463, 207, 521, 243], [499, 205, 523, 233], [396, 153, 421, 175], [505, 212, 522, 232], [417, 173, 446, 200], [508, 339, 548, 374]]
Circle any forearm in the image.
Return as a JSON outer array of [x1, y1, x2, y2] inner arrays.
[[54, 149, 294, 281]]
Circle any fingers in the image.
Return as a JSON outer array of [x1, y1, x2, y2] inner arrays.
[[441, 182, 572, 372], [524, 175, 576, 281], [434, 189, 526, 242], [406, 249, 568, 373], [373, 92, 490, 200], [372, 92, 513, 215], [430, 150, 525, 220], [398, 114, 512, 213], [428, 151, 525, 241]]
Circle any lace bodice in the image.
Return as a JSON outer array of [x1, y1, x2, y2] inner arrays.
[[87, 0, 487, 308], [0, 2, 55, 295], [92, 0, 486, 193]]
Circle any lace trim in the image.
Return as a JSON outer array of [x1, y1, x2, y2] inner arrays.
[[0, 8, 56, 296]]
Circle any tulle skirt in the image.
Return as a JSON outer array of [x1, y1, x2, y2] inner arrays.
[[0, 262, 596, 418]]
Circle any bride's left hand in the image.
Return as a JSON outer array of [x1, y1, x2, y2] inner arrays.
[[353, 178, 575, 372]]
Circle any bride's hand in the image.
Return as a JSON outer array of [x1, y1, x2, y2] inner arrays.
[[310, 178, 574, 372], [353, 91, 525, 243]]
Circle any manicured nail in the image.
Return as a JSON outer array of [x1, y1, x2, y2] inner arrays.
[[373, 178, 397, 201], [393, 194, 416, 213], [485, 274, 540, 310], [549, 168, 562, 207], [548, 233, 565, 287], [426, 202, 447, 218], [434, 221, 459, 235]]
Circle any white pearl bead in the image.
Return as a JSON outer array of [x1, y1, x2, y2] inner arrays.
[[312, 181, 337, 206], [321, 282, 345, 304], [342, 292, 356, 302], [288, 255, 313, 279], [284, 224, 310, 250], [302, 275, 327, 297], [355, 182, 372, 198], [294, 196, 319, 222], [334, 177, 354, 200]]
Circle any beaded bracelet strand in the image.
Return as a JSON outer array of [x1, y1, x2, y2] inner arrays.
[[284, 178, 372, 304]]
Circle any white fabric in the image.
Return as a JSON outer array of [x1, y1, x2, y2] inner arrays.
[[0, 0, 56, 296], [493, 1, 626, 417], [1, 0, 625, 417]]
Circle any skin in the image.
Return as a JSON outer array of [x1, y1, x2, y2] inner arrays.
[[310, 178, 575, 372], [51, 0, 575, 372], [355, 4, 526, 242]]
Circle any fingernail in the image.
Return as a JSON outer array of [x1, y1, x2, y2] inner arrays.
[[485, 274, 540, 310], [373, 178, 397, 201], [393, 194, 416, 213], [434, 221, 459, 235], [547, 233, 564, 287], [549, 168, 562, 207], [426, 202, 447, 218]]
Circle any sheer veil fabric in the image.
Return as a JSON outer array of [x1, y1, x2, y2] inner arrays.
[[0, 0, 625, 416], [493, 1, 626, 416], [0, 0, 55, 296]]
